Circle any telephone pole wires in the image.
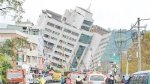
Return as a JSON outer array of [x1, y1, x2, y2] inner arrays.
[[137, 18, 141, 71], [115, 29, 127, 77]]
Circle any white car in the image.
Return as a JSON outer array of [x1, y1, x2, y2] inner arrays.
[[83, 74, 105, 84]]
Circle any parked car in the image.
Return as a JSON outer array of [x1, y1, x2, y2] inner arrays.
[[83, 74, 105, 84], [127, 70, 150, 84]]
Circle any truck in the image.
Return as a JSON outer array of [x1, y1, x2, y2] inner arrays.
[[6, 69, 26, 84]]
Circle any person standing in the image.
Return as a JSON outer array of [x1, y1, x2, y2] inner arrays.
[[40, 76, 45, 84], [76, 76, 82, 84], [61, 75, 65, 84], [121, 76, 126, 84], [36, 76, 40, 84]]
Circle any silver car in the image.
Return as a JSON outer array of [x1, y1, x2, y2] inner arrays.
[[83, 74, 105, 84]]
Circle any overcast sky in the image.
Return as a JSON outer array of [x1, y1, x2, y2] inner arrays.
[[0, 0, 150, 30]]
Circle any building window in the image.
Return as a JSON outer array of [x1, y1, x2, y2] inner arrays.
[[72, 45, 85, 68], [67, 43, 74, 47], [55, 25, 62, 30], [65, 48, 72, 53], [57, 45, 62, 49], [52, 31, 60, 35], [62, 35, 69, 39], [64, 29, 71, 33], [79, 34, 92, 44], [72, 32, 79, 37], [44, 34, 49, 38], [31, 30, 39, 35], [65, 54, 69, 58], [47, 22, 62, 30], [83, 20, 93, 26], [81, 26, 90, 31], [45, 28, 52, 32], [60, 40, 66, 44], [51, 37, 57, 41], [47, 22, 54, 27]]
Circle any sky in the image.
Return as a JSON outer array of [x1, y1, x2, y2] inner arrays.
[[0, 0, 150, 30]]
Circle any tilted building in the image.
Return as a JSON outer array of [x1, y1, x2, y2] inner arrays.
[[35, 5, 111, 71]]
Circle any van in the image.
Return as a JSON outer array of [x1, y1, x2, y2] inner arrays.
[[127, 70, 150, 84]]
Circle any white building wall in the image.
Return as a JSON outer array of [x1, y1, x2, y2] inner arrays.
[[37, 12, 82, 70], [73, 14, 84, 29]]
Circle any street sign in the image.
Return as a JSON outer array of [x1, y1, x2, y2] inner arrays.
[[110, 57, 120, 61]]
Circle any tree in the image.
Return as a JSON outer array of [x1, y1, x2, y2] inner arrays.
[[0, 37, 28, 69], [122, 32, 150, 74], [0, 54, 12, 76], [0, 0, 25, 21]]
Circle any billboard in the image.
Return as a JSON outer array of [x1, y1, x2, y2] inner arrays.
[[38, 38, 43, 57]]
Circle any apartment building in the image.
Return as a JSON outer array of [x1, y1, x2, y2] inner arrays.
[[3, 21, 44, 73], [36, 9, 82, 71], [34, 5, 111, 71], [0, 29, 27, 69]]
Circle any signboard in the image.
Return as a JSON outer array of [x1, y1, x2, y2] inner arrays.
[[110, 57, 120, 61], [38, 38, 43, 57]]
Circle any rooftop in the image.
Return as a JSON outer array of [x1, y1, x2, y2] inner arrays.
[[78, 7, 92, 14], [92, 25, 110, 35], [42, 10, 62, 22]]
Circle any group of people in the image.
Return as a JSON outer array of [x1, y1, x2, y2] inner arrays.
[[105, 75, 126, 84]]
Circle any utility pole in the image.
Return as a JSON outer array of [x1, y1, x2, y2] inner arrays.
[[137, 17, 141, 71], [126, 52, 128, 75], [120, 29, 123, 77], [115, 29, 125, 77]]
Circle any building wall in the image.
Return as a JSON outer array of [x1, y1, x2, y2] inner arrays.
[[37, 12, 82, 70], [0, 32, 27, 68]]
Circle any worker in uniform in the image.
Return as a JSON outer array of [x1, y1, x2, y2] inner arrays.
[[36, 76, 40, 84], [40, 76, 45, 84], [76, 76, 82, 84]]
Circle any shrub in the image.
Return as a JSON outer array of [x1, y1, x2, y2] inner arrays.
[[1, 76, 6, 84]]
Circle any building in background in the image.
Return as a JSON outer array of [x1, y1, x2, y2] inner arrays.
[[35, 5, 111, 71], [0, 20, 44, 73], [0, 5, 111, 72]]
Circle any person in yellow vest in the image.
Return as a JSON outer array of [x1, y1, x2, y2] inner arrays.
[[76, 76, 82, 84], [36, 76, 41, 84], [40, 76, 45, 84]]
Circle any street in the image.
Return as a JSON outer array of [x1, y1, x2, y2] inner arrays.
[[47, 82, 61, 84]]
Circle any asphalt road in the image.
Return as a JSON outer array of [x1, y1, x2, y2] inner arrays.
[[47, 82, 61, 84]]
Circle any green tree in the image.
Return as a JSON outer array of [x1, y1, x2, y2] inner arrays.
[[0, 54, 12, 75], [0, 0, 25, 21], [0, 37, 28, 69]]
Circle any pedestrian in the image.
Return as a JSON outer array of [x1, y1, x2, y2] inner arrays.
[[61, 75, 65, 84], [121, 76, 126, 84], [105, 76, 111, 84], [108, 75, 114, 84], [40, 76, 45, 84], [76, 76, 82, 84], [49, 74, 52, 83], [36, 76, 40, 84]]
